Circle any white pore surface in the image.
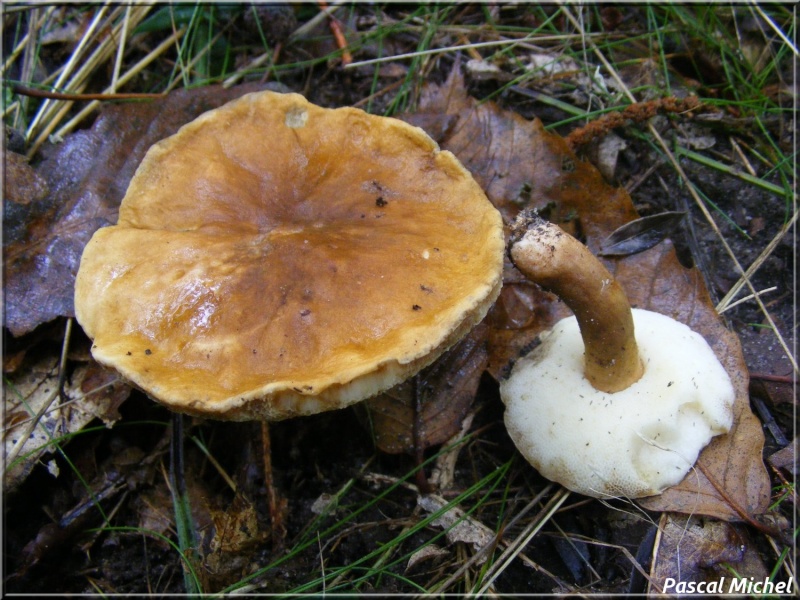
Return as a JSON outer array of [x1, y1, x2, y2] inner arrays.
[[501, 309, 735, 499]]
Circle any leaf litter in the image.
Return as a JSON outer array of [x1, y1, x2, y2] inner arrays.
[[3, 60, 779, 592], [412, 66, 770, 522]]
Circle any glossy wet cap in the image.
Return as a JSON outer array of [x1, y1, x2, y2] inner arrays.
[[74, 91, 504, 421]]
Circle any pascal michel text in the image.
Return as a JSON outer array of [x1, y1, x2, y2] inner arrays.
[[663, 576, 794, 595]]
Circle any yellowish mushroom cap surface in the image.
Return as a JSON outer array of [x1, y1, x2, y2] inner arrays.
[[75, 91, 504, 421]]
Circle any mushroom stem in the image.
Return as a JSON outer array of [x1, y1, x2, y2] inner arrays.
[[508, 210, 644, 393]]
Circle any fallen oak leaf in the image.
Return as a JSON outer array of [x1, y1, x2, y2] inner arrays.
[[415, 65, 769, 521], [617, 240, 770, 521], [360, 324, 489, 456]]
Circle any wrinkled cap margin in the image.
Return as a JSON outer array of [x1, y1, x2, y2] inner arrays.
[[75, 91, 504, 421]]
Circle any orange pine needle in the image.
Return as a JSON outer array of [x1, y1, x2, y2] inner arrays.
[[317, 1, 352, 66]]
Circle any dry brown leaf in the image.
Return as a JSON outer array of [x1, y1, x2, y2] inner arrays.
[[648, 512, 774, 595], [204, 494, 267, 579], [624, 242, 769, 520], [361, 325, 489, 455], [415, 67, 769, 520], [3, 356, 130, 491], [4, 152, 49, 208], [406, 544, 450, 573], [3, 83, 268, 337], [417, 493, 495, 564]]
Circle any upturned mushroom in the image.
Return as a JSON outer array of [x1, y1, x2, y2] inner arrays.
[[500, 210, 734, 499], [74, 91, 505, 421]]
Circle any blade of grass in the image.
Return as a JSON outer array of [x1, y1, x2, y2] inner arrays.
[[110, 6, 132, 90], [26, 5, 154, 156], [51, 26, 185, 141], [168, 413, 202, 597], [748, 2, 799, 57], [222, 438, 507, 594], [93, 525, 204, 593], [1, 6, 56, 78], [222, 0, 346, 89], [717, 208, 799, 315], [292, 461, 512, 594], [560, 3, 797, 376], [25, 5, 113, 139], [472, 487, 571, 595], [427, 482, 558, 596], [5, 318, 72, 466]]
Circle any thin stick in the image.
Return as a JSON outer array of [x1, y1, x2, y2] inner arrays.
[[318, 0, 352, 66], [473, 488, 571, 596], [342, 30, 626, 71], [1, 6, 56, 77], [164, 26, 228, 93], [261, 421, 287, 552], [345, 35, 539, 70], [6, 318, 73, 466], [222, 0, 346, 88], [748, 2, 799, 56], [717, 287, 778, 314], [717, 209, 799, 314], [351, 78, 406, 108], [26, 5, 153, 154], [12, 83, 165, 101], [425, 483, 558, 597]]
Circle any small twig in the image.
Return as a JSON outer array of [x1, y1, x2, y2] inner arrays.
[[351, 78, 406, 109], [345, 33, 588, 70], [111, 6, 132, 90], [1, 6, 56, 78], [473, 488, 572, 596], [750, 396, 790, 447], [749, 372, 794, 384], [169, 413, 202, 596], [717, 286, 778, 313], [412, 374, 433, 495], [560, 5, 797, 377], [717, 209, 799, 315], [25, 5, 112, 137], [424, 483, 558, 597], [261, 421, 287, 553], [317, 0, 352, 66], [52, 26, 185, 144], [11, 83, 165, 102]]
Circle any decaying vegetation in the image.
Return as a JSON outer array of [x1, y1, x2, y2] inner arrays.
[[3, 4, 795, 595]]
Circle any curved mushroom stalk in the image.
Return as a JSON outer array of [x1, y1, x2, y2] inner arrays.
[[501, 210, 735, 499], [508, 211, 643, 393]]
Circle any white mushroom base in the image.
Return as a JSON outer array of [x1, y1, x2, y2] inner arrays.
[[501, 309, 735, 499]]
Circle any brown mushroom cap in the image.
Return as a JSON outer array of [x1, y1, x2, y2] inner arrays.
[[74, 91, 504, 421]]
